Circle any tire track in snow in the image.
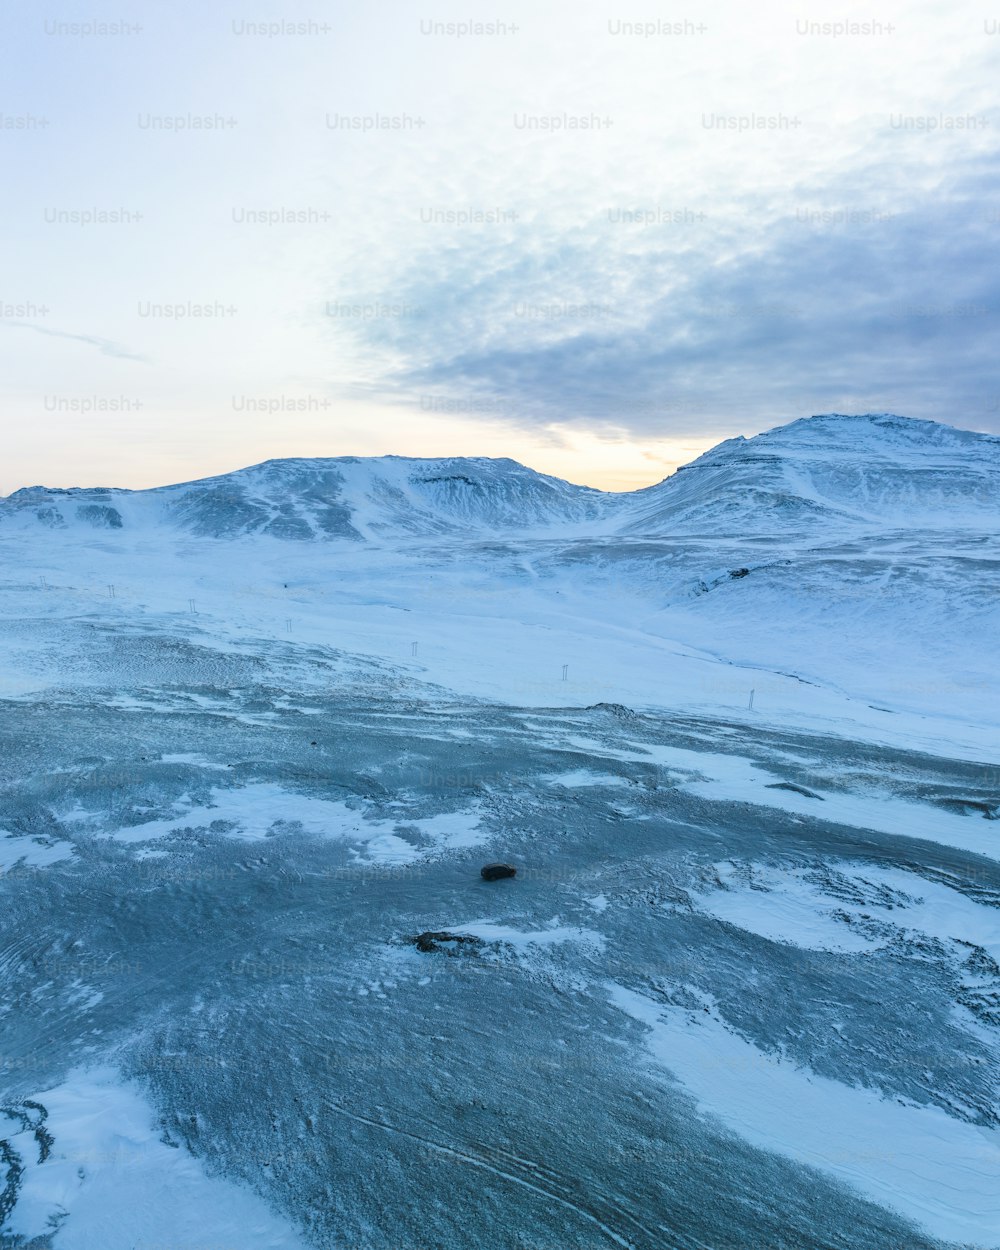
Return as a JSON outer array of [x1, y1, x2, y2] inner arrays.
[[322, 1098, 663, 1249]]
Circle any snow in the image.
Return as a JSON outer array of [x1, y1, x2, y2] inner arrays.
[[533, 735, 1000, 860], [96, 782, 482, 863], [691, 860, 1000, 958], [104, 783, 400, 848], [1, 832, 76, 876], [5, 1066, 310, 1249], [609, 984, 1000, 1246], [542, 769, 632, 788], [397, 808, 485, 849], [3, 523, 996, 765], [2, 413, 998, 1248], [676, 759, 1000, 861]]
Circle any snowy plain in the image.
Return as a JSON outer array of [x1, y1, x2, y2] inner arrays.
[[1, 414, 998, 1249]]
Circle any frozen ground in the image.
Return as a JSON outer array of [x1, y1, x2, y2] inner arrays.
[[1, 415, 998, 1249]]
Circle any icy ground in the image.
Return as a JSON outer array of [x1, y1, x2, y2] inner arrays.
[[1, 415, 998, 1249]]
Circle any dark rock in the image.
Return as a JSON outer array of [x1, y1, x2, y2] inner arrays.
[[934, 797, 1000, 820], [729, 567, 750, 579], [586, 702, 637, 719], [411, 931, 482, 954], [481, 862, 517, 881], [77, 503, 124, 529]]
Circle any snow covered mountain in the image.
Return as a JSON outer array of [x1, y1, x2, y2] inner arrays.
[[4, 413, 998, 543], [4, 410, 996, 722], [2, 410, 996, 730], [620, 413, 1000, 536], [0, 453, 610, 541], [3, 415, 995, 542]]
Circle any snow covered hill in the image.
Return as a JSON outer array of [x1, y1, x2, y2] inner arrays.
[[0, 453, 610, 541], [0, 412, 997, 733], [620, 413, 1000, 537], [3, 413, 997, 542]]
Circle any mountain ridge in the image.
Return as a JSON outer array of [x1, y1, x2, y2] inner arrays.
[[2, 413, 997, 540]]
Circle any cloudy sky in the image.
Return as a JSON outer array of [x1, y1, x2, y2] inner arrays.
[[3, 0, 999, 491]]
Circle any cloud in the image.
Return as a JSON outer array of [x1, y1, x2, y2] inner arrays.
[[330, 152, 1000, 436], [6, 0, 1000, 489], [3, 321, 149, 363]]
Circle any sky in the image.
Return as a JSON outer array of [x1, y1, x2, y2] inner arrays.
[[2, 0, 999, 492]]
